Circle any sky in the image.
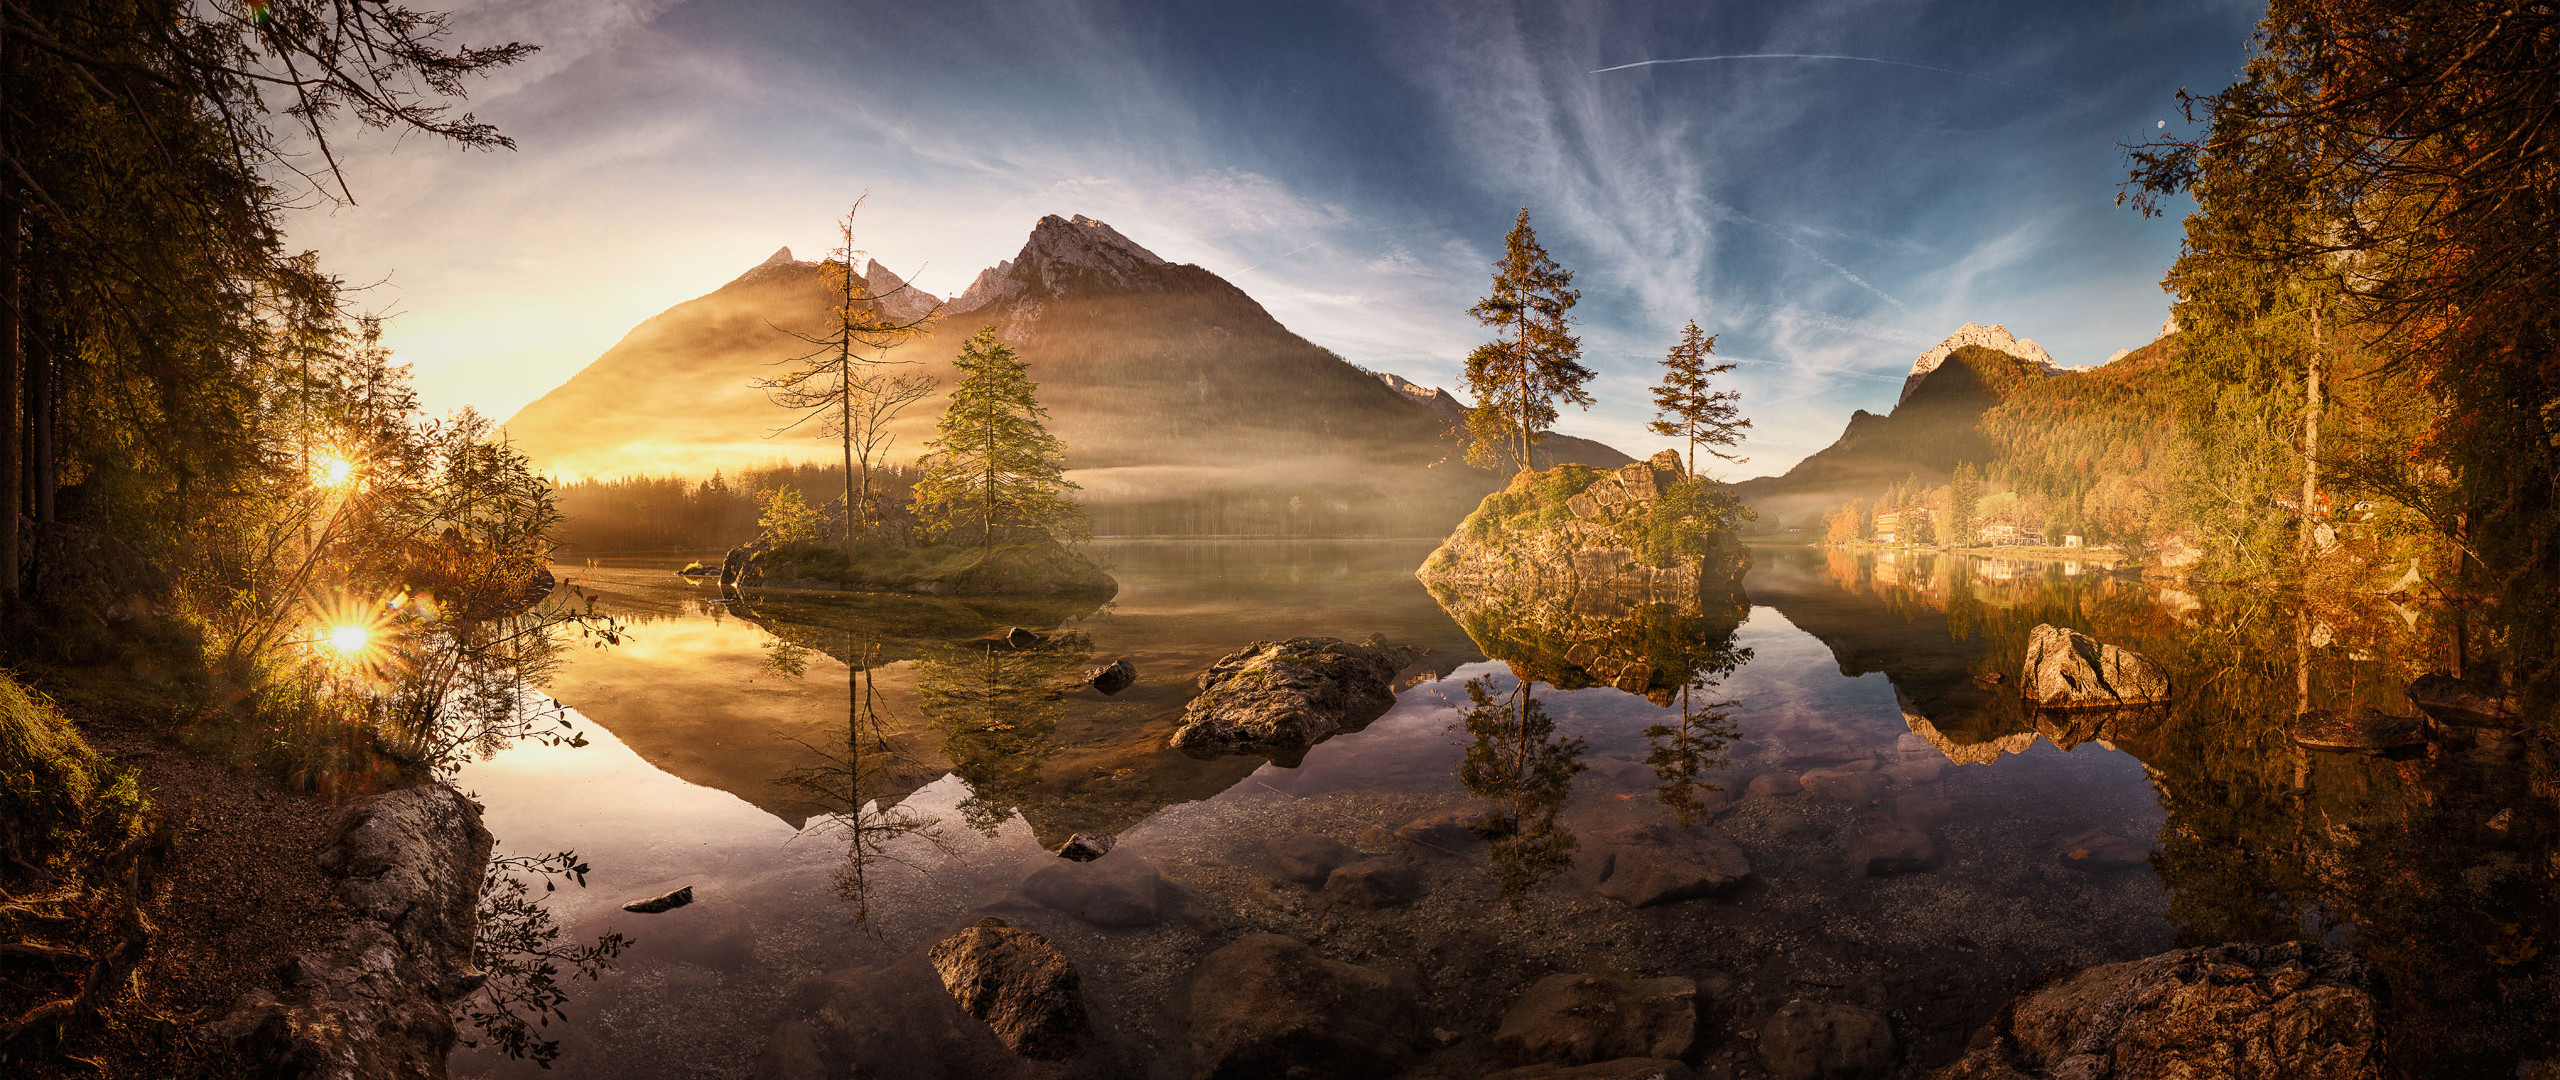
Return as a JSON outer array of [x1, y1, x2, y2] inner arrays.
[[284, 0, 2263, 477]]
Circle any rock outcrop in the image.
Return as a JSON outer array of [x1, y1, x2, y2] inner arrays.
[[927, 917, 1092, 1061], [212, 784, 494, 1080], [1931, 942, 2386, 1080], [2020, 625, 2173, 709], [1420, 452, 1742, 601], [2289, 707, 2425, 754], [1898, 322, 2058, 406], [1762, 1000, 1897, 1080], [1167, 637, 1417, 762], [1184, 933, 1419, 1080]]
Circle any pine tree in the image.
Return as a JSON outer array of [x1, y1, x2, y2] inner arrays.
[[911, 328, 1085, 551], [1647, 320, 1750, 476], [1947, 463, 1980, 548], [1463, 209, 1594, 473]]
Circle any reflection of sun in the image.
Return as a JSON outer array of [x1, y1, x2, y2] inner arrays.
[[315, 454, 355, 488]]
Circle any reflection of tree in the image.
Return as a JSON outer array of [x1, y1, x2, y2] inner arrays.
[[1456, 676, 1587, 905], [1645, 680, 1737, 825], [915, 633, 1091, 835], [773, 637, 943, 924]]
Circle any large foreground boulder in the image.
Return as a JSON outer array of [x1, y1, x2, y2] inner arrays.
[[211, 784, 494, 1080], [1185, 933, 1420, 1080], [2020, 625, 2172, 710], [1931, 941, 2385, 1080], [1168, 637, 1416, 762], [927, 917, 1092, 1060]]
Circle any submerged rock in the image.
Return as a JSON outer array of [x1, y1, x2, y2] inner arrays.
[[927, 917, 1093, 1061], [1578, 822, 1751, 908], [2289, 707, 2425, 754], [1495, 972, 1699, 1065], [1268, 832, 1357, 887], [1800, 768, 1891, 804], [1931, 942, 2385, 1080], [1749, 772, 1804, 797], [1084, 657, 1137, 695], [1322, 856, 1420, 908], [1846, 816, 1940, 876], [1053, 834, 1114, 862], [1168, 637, 1416, 761], [622, 885, 696, 913], [1762, 1000, 1896, 1080], [1186, 933, 1419, 1080], [2020, 624, 2173, 709], [1395, 809, 1487, 853], [1022, 852, 1164, 927]]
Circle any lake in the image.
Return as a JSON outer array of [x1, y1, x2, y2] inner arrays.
[[451, 539, 2551, 1079]]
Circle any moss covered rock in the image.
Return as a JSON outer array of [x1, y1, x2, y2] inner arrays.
[[1418, 451, 1749, 599]]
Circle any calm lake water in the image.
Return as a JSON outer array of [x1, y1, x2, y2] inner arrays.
[[451, 540, 2552, 1080]]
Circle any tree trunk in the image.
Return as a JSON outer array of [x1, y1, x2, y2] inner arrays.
[[0, 191, 19, 601], [31, 332, 49, 523], [2301, 305, 2324, 569]]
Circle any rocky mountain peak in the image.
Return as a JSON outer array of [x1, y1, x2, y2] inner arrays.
[[950, 215, 1177, 314], [861, 259, 942, 323], [759, 246, 796, 268], [1898, 323, 2057, 406], [1373, 371, 1467, 423]]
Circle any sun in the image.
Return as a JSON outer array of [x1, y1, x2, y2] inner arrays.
[[316, 454, 356, 488], [325, 623, 371, 657]]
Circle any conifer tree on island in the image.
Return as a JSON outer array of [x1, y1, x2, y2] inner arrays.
[[911, 328, 1086, 552], [1647, 320, 1749, 477], [1464, 208, 1595, 473]]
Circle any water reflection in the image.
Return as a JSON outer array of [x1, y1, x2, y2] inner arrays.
[[1454, 676, 1587, 903], [915, 631, 1092, 835]]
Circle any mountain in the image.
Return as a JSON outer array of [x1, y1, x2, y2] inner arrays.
[[504, 214, 1635, 535], [1734, 326, 2060, 529], [1368, 370, 1634, 471]]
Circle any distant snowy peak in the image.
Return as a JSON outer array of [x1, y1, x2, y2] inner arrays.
[[1373, 371, 1467, 422], [1899, 323, 2058, 406]]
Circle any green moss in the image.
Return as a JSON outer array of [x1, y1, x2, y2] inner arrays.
[[0, 673, 150, 882]]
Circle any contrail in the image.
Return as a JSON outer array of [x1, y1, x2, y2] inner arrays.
[[1591, 53, 2088, 103]]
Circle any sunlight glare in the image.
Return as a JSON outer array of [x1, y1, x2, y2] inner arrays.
[[326, 623, 371, 658], [316, 454, 356, 488]]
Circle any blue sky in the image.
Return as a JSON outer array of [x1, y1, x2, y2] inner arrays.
[[286, 0, 2261, 476]]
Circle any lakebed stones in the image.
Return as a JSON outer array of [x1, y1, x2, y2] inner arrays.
[[2289, 707, 2425, 754], [1054, 833, 1115, 862], [1022, 851, 1164, 927], [927, 917, 1093, 1061], [1186, 933, 1419, 1080], [1323, 856, 1420, 908], [1168, 636, 1416, 762], [1931, 941, 2386, 1080], [1268, 831, 1358, 887], [1395, 808, 1487, 853], [2021, 624, 2173, 709], [1762, 1000, 1897, 1080], [1846, 816, 1940, 876], [1495, 971, 1699, 1065], [1579, 822, 1751, 907]]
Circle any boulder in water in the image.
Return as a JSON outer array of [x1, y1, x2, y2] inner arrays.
[[1168, 637, 1416, 762], [1577, 822, 1750, 907], [1185, 933, 1419, 1080], [1083, 658, 1137, 695], [1322, 857, 1420, 908], [1052, 834, 1114, 862], [622, 885, 696, 914], [927, 917, 1092, 1061], [1762, 1000, 1895, 1080], [1022, 852, 1162, 927], [2020, 624, 2172, 709], [1495, 971, 1698, 1065], [1268, 832, 1357, 887], [2290, 707, 2425, 754], [2404, 671, 2519, 729], [1930, 942, 2385, 1080]]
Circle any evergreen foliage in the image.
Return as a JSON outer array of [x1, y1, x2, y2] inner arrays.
[[1463, 209, 1594, 473], [911, 329, 1087, 550], [1647, 320, 1749, 476]]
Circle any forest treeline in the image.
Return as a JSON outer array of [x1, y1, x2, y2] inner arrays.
[[1808, 0, 2559, 704]]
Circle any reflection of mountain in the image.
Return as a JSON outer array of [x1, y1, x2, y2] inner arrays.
[[504, 215, 1632, 534]]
